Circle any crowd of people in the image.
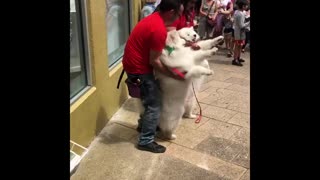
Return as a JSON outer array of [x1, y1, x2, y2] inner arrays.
[[141, 0, 250, 66]]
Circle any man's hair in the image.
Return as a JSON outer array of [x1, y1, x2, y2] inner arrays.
[[158, 0, 182, 13], [236, 0, 248, 9]]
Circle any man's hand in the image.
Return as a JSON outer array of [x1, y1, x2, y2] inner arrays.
[[169, 70, 185, 81], [150, 50, 185, 81]]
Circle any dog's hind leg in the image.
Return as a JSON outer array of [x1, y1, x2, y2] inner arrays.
[[160, 130, 177, 140], [158, 111, 183, 140], [184, 96, 197, 119]]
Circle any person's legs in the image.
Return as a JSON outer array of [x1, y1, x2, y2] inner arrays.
[[224, 28, 233, 56], [242, 31, 249, 52], [238, 40, 246, 62], [224, 31, 231, 48], [225, 35, 230, 49], [127, 73, 165, 153], [233, 41, 243, 66], [245, 31, 250, 49], [233, 43, 239, 59], [213, 14, 224, 39], [224, 32, 231, 56], [198, 17, 207, 39], [205, 24, 213, 39], [229, 29, 234, 56]]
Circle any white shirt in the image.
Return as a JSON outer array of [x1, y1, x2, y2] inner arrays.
[[220, 0, 231, 7], [155, 0, 161, 7]]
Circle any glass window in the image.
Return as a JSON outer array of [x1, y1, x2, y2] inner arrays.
[[70, 0, 90, 100], [106, 0, 131, 67]]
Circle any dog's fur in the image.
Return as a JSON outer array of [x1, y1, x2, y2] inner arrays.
[[160, 30, 218, 79], [176, 27, 224, 118], [155, 27, 224, 140]]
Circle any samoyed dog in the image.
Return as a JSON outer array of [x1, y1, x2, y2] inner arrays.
[[178, 27, 224, 119], [154, 27, 224, 140]]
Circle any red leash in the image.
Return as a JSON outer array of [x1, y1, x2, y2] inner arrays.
[[192, 82, 202, 123], [171, 68, 202, 123]]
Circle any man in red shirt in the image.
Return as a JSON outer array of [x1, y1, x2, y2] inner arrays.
[[122, 0, 183, 153]]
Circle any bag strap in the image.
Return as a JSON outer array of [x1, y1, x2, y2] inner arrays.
[[206, 0, 215, 17], [116, 69, 125, 89]]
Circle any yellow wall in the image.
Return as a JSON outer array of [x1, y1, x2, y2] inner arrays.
[[70, 0, 142, 151]]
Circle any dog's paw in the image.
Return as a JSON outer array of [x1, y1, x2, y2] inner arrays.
[[183, 113, 197, 119], [202, 69, 213, 76], [210, 47, 218, 55], [218, 35, 224, 40], [170, 134, 177, 140], [212, 36, 224, 46], [215, 36, 224, 42], [212, 47, 218, 52]]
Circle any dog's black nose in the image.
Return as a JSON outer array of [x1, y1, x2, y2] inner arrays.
[[193, 34, 196, 38]]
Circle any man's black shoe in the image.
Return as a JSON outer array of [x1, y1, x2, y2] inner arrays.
[[137, 142, 166, 153]]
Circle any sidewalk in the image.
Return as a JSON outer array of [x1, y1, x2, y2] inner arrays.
[[71, 49, 250, 180]]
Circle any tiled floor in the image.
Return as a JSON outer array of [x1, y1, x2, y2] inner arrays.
[[71, 49, 250, 180]]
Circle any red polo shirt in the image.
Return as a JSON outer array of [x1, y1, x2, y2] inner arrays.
[[122, 12, 167, 74]]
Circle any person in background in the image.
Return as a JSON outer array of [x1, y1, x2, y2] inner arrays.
[[232, 0, 249, 66], [140, 0, 158, 19], [198, 0, 217, 40], [222, 13, 234, 57], [213, 0, 233, 41], [241, 4, 250, 52]]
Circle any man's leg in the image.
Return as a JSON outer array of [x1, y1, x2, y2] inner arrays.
[[134, 74, 165, 153]]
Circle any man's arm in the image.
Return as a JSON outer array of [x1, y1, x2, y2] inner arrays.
[[149, 50, 184, 80]]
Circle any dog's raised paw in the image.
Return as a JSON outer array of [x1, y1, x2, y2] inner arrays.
[[210, 48, 218, 55], [212, 47, 218, 52], [203, 69, 213, 76]]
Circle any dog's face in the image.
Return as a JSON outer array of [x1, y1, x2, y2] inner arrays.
[[178, 27, 200, 42]]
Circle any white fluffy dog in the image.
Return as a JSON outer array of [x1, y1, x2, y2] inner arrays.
[[178, 27, 224, 119], [155, 27, 224, 140]]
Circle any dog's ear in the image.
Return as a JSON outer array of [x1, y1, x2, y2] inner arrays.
[[166, 30, 177, 44], [172, 30, 180, 39]]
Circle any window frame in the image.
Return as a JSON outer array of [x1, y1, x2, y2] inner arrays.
[[107, 0, 133, 69], [70, 0, 93, 105]]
